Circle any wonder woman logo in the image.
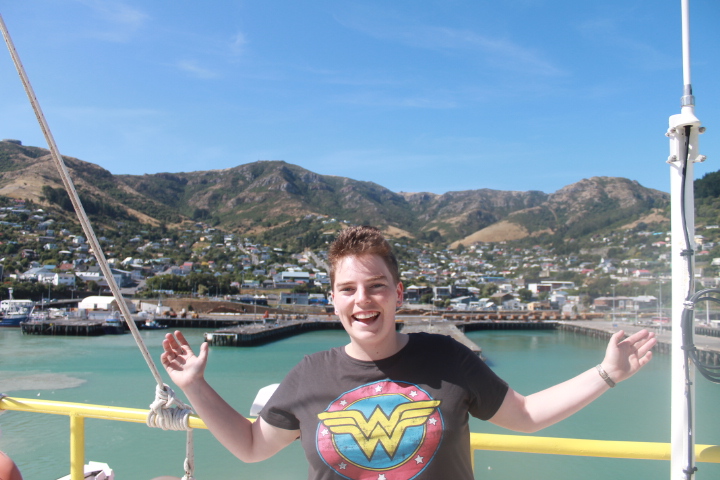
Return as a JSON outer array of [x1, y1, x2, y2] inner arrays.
[[316, 380, 443, 480]]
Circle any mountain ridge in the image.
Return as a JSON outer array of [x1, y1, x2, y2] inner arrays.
[[0, 140, 671, 246]]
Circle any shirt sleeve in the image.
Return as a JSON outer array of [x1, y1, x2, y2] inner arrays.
[[454, 338, 509, 420], [258, 358, 305, 431]]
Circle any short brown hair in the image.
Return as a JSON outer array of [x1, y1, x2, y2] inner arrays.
[[328, 225, 400, 288]]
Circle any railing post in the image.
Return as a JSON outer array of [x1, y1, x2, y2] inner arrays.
[[70, 415, 85, 480]]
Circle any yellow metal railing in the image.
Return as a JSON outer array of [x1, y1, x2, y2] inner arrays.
[[2, 396, 720, 480]]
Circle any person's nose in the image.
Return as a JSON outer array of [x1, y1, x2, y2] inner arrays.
[[355, 286, 372, 305]]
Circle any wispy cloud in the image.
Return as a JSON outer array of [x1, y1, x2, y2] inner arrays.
[[164, 30, 248, 78], [73, 0, 148, 42], [334, 10, 565, 77], [576, 17, 674, 70], [55, 105, 161, 121], [429, 27, 565, 77], [335, 91, 457, 109], [229, 31, 247, 56], [174, 60, 220, 79]]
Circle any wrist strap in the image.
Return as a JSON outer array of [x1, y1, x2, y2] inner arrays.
[[596, 364, 616, 388]]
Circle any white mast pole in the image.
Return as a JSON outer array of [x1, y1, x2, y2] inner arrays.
[[667, 1, 706, 479]]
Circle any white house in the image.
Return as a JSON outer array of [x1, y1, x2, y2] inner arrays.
[[38, 272, 76, 287], [273, 271, 310, 283]]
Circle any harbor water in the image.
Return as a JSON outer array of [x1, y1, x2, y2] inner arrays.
[[1, 327, 719, 480]]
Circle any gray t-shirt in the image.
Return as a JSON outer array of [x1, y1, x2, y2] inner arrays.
[[260, 332, 509, 480]]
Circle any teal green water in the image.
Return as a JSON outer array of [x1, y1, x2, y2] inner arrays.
[[1, 327, 718, 480]]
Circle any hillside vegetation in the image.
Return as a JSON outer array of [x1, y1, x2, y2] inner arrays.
[[0, 140, 679, 251]]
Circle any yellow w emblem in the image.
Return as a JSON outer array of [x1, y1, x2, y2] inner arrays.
[[318, 400, 441, 459]]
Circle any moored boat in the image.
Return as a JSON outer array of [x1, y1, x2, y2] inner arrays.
[[0, 289, 34, 327], [102, 312, 126, 335], [139, 319, 169, 330]]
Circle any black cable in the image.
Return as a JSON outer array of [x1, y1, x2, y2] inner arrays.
[[679, 126, 695, 284], [678, 125, 696, 480], [682, 290, 720, 383], [677, 125, 720, 479], [680, 288, 720, 480]]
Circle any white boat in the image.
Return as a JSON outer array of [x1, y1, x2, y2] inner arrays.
[[55, 462, 114, 480], [140, 318, 169, 330], [102, 311, 126, 334], [0, 289, 34, 327]]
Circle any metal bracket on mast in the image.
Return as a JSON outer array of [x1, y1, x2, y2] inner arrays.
[[666, 110, 705, 165]]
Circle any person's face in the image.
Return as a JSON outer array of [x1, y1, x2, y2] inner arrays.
[[331, 254, 403, 356]]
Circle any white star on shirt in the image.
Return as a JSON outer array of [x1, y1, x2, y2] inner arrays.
[[378, 475, 386, 480], [339, 400, 347, 406], [375, 384, 383, 392], [321, 428, 329, 436], [415, 455, 424, 464], [338, 462, 347, 470], [409, 390, 418, 397], [428, 417, 437, 425]]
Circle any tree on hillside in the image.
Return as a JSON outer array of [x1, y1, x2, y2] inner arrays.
[[696, 170, 720, 199], [518, 288, 533, 303]]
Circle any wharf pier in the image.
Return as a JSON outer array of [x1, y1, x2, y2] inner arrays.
[[400, 319, 481, 355], [441, 311, 602, 322], [559, 320, 720, 365], [21, 319, 106, 336], [204, 319, 343, 346], [142, 313, 313, 329], [461, 320, 558, 331], [203, 316, 558, 349]]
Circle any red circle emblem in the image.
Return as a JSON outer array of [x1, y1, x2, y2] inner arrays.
[[316, 380, 443, 479]]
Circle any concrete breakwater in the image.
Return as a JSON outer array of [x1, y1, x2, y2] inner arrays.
[[400, 320, 482, 354], [204, 318, 720, 366], [204, 317, 559, 348], [559, 321, 720, 365], [16, 313, 720, 367], [204, 319, 344, 346], [20, 319, 106, 336]]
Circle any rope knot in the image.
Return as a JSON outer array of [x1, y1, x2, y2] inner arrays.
[[147, 383, 194, 431]]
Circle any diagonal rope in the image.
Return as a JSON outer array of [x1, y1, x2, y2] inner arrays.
[[0, 12, 163, 388], [1, 13, 195, 480]]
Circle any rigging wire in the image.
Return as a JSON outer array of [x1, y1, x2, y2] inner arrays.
[[0, 13, 196, 480]]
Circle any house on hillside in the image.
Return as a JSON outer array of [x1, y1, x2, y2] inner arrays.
[[279, 292, 308, 306], [273, 271, 310, 285], [38, 272, 76, 287], [404, 285, 430, 303], [75, 266, 134, 287]]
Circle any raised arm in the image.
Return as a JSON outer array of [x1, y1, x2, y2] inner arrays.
[[161, 331, 299, 462], [489, 329, 656, 433]]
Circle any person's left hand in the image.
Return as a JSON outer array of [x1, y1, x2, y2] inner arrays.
[[601, 329, 657, 384]]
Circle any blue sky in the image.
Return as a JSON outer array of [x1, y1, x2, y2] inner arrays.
[[1, 0, 718, 195]]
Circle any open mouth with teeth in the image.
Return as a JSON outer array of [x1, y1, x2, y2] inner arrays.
[[352, 312, 380, 324]]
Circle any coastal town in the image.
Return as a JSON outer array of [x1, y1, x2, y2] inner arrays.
[[2, 195, 720, 325]]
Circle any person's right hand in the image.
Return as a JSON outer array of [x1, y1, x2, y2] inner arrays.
[[161, 330, 208, 390]]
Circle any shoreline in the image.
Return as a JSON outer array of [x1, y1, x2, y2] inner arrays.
[[12, 314, 720, 363]]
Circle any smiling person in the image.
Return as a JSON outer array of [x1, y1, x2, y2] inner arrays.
[[161, 225, 657, 480]]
